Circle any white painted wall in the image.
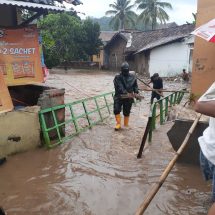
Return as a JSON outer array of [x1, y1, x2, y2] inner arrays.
[[148, 41, 190, 77]]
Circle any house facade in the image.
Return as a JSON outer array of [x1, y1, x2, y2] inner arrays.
[[104, 24, 194, 77], [105, 33, 129, 70], [135, 36, 194, 77], [92, 31, 116, 69]]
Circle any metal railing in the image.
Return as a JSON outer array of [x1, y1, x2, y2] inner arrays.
[[148, 90, 186, 142], [137, 89, 186, 158], [39, 92, 114, 148]]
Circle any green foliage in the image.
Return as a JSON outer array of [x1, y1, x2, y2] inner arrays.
[[82, 18, 103, 56], [186, 13, 196, 25], [18, 9, 35, 21], [135, 0, 172, 30], [38, 13, 102, 68], [105, 0, 137, 30], [92, 16, 113, 31], [91, 16, 153, 31]]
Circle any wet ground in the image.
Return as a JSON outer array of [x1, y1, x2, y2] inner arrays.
[[0, 70, 211, 214]]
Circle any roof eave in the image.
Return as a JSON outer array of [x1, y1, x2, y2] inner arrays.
[[0, 0, 74, 12], [104, 32, 128, 49], [134, 37, 186, 55]]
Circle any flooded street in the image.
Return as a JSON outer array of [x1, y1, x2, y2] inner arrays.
[[0, 70, 211, 214]]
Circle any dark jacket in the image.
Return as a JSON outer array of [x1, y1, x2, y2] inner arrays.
[[150, 76, 163, 89], [114, 73, 139, 97]]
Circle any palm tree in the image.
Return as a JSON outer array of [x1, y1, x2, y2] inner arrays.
[[186, 13, 197, 25], [135, 0, 172, 30], [105, 0, 137, 30]]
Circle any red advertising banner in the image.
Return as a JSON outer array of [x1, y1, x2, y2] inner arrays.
[[0, 25, 44, 86]]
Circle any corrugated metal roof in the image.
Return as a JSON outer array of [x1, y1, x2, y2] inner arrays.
[[0, 0, 71, 11]]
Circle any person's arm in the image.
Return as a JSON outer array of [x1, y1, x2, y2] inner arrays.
[[147, 76, 153, 85], [195, 82, 215, 117], [194, 100, 215, 117], [133, 79, 139, 94]]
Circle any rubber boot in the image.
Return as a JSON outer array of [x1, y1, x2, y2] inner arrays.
[[124, 116, 129, 127], [115, 114, 121, 130]]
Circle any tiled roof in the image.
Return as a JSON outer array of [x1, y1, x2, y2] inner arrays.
[[99, 31, 117, 43], [156, 22, 178, 29], [135, 35, 186, 54], [104, 30, 141, 48], [126, 24, 195, 53]]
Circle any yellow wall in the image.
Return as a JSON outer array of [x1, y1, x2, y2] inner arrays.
[[92, 49, 104, 68], [191, 0, 215, 96]]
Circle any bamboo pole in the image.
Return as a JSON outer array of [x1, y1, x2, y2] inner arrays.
[[141, 88, 189, 93], [136, 77, 164, 97], [137, 116, 152, 159], [120, 94, 144, 99], [53, 74, 91, 98], [136, 77, 188, 96], [135, 114, 202, 215]]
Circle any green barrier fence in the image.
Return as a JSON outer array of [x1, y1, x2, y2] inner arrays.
[[39, 92, 114, 148], [138, 89, 187, 158], [148, 90, 186, 142]]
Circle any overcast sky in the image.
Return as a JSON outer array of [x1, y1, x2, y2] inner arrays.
[[75, 0, 197, 25]]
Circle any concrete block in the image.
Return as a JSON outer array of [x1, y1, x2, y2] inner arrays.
[[0, 106, 41, 157], [38, 88, 65, 140]]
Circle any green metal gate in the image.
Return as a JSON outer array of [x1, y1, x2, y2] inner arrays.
[[39, 92, 114, 148]]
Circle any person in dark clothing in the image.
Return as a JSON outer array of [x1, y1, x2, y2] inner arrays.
[[0, 207, 6, 215], [181, 69, 189, 82], [113, 62, 139, 130], [149, 73, 163, 104]]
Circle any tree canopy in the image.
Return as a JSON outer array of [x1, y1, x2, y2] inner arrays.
[[135, 0, 172, 30], [105, 0, 137, 30], [38, 13, 102, 68], [186, 13, 196, 25]]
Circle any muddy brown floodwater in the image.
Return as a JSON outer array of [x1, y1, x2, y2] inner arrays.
[[0, 70, 211, 215]]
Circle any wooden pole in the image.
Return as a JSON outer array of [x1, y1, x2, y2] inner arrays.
[[136, 77, 163, 97], [141, 88, 189, 94], [135, 114, 202, 215], [137, 116, 152, 159], [53, 74, 91, 98], [136, 77, 188, 96]]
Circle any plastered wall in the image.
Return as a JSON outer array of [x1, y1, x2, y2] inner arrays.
[[191, 0, 215, 96], [0, 107, 41, 157]]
